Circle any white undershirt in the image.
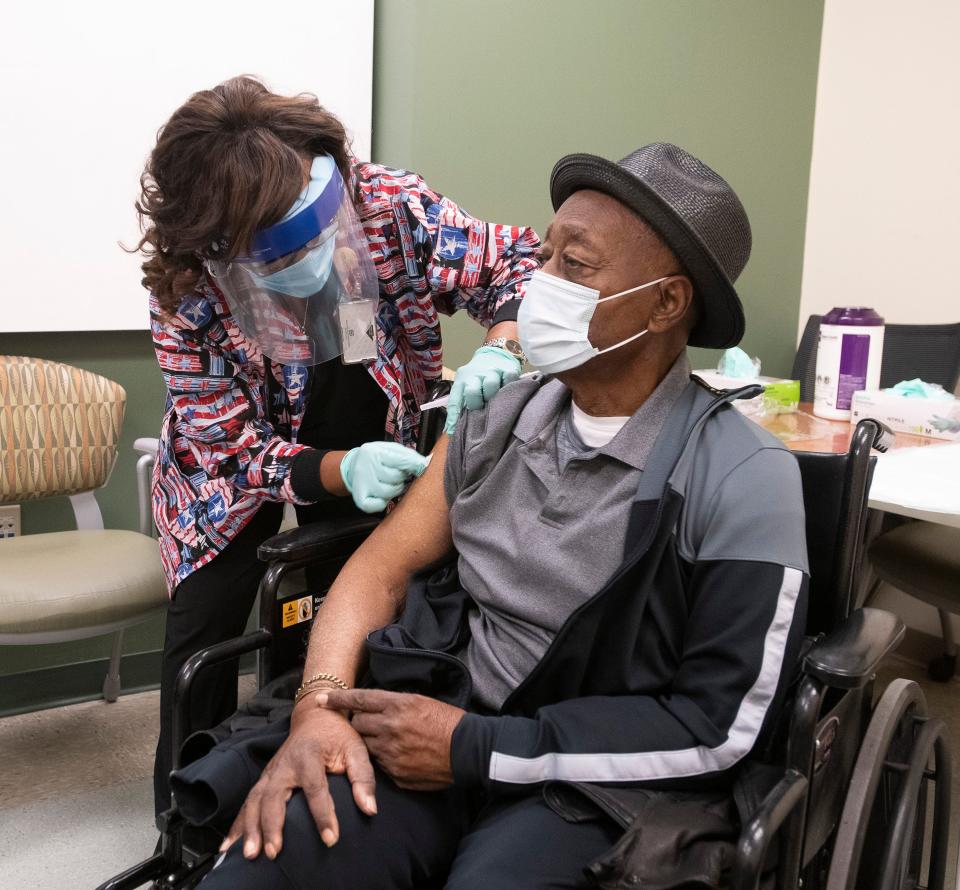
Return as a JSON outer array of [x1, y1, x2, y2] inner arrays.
[[570, 400, 631, 448]]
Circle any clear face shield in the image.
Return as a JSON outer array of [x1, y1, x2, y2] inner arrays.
[[206, 156, 379, 366]]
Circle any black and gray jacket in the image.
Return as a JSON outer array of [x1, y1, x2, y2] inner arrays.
[[366, 374, 809, 798]]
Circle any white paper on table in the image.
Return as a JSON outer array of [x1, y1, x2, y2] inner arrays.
[[870, 443, 960, 517]]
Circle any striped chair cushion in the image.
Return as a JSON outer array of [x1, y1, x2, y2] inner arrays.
[[0, 356, 126, 502]]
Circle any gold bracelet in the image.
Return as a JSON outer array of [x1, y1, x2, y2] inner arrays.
[[294, 672, 349, 705], [294, 681, 343, 705]]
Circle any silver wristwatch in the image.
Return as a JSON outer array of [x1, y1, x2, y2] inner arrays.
[[483, 337, 526, 364]]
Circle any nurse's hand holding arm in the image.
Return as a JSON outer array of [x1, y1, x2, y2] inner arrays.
[[443, 320, 525, 435], [319, 443, 430, 514]]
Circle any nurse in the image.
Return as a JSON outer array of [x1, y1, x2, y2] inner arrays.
[[140, 76, 537, 815]]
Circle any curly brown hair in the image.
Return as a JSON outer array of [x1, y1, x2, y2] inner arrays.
[[135, 76, 352, 313]]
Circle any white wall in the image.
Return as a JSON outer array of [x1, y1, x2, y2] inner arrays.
[[799, 0, 960, 334], [0, 0, 373, 333]]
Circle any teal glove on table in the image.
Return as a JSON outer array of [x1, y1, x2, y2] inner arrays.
[[444, 346, 522, 435], [340, 442, 430, 513]]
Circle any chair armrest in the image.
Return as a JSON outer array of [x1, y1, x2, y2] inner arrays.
[[133, 437, 159, 456], [732, 769, 808, 890], [133, 438, 159, 537], [257, 514, 381, 565], [803, 607, 905, 689]]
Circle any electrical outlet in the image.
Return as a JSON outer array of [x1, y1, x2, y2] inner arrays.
[[0, 505, 21, 539]]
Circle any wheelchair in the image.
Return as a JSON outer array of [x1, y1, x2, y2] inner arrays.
[[99, 387, 953, 890]]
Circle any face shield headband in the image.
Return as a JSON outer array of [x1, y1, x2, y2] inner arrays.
[[240, 155, 343, 265], [206, 155, 379, 366]]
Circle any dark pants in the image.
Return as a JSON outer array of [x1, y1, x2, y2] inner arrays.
[[200, 769, 620, 889]]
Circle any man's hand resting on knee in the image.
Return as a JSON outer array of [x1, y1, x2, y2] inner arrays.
[[221, 701, 377, 860]]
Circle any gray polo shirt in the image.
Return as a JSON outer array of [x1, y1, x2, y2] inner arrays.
[[444, 353, 692, 711]]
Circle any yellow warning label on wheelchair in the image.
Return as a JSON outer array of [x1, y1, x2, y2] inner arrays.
[[282, 595, 314, 628]]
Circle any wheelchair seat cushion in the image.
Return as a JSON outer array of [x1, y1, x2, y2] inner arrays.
[[0, 529, 167, 636]]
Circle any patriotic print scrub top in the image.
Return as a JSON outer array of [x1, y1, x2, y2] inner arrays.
[[150, 162, 540, 593]]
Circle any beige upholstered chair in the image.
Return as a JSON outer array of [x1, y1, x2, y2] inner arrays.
[[869, 522, 960, 681], [0, 356, 167, 701]]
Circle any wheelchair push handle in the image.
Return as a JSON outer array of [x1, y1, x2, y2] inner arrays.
[[851, 417, 895, 454]]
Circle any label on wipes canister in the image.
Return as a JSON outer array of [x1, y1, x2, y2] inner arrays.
[[814, 323, 884, 420], [835, 334, 870, 409]]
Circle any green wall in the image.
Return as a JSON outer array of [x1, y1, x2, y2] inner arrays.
[[0, 0, 824, 699], [373, 0, 825, 377]]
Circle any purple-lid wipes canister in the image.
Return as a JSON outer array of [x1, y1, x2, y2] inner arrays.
[[813, 307, 885, 420]]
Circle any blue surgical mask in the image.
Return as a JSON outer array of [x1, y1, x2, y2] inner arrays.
[[243, 155, 339, 298], [245, 235, 336, 298]]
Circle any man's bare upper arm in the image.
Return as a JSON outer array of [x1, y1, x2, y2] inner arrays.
[[354, 433, 455, 584], [299, 435, 456, 684]]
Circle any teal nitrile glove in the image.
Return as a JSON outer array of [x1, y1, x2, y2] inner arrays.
[[886, 378, 954, 400], [444, 346, 522, 435], [340, 442, 430, 513]]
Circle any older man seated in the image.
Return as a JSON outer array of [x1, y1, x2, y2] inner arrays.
[[194, 143, 809, 889]]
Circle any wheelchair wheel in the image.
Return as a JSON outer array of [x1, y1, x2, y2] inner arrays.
[[826, 678, 952, 890]]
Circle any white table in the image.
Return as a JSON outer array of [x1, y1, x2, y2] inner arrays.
[[868, 443, 960, 529], [757, 407, 960, 528]]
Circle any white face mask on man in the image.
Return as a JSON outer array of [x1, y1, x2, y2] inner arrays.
[[517, 270, 668, 374]]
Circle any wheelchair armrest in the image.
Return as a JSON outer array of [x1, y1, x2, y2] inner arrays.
[[172, 629, 272, 769], [732, 769, 808, 890], [803, 607, 905, 690], [257, 514, 381, 565]]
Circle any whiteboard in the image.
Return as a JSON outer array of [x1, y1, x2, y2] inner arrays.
[[0, 0, 374, 333]]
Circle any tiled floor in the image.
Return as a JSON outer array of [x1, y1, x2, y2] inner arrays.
[[0, 675, 255, 889], [0, 779, 157, 889], [0, 662, 956, 889]]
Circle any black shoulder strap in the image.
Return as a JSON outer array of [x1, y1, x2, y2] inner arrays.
[[620, 380, 762, 562], [634, 379, 763, 504], [632, 380, 712, 504]]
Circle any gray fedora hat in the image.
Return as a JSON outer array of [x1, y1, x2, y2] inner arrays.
[[550, 143, 751, 349]]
